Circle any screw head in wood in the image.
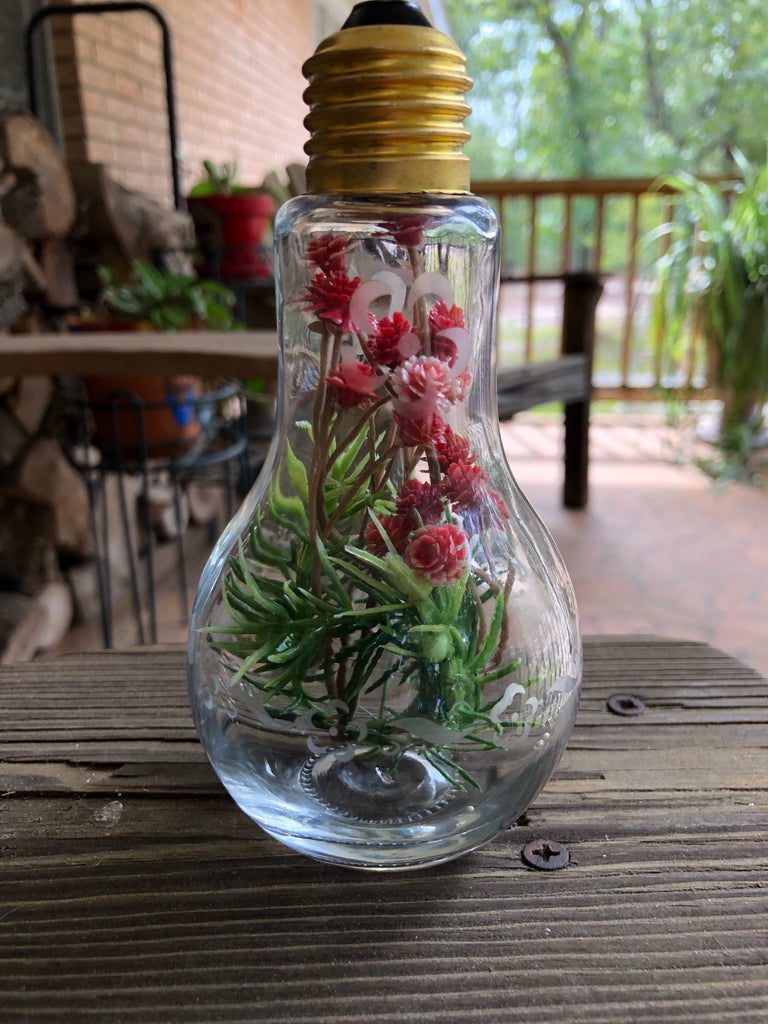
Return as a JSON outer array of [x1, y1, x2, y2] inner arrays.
[[606, 693, 645, 717], [521, 839, 570, 871]]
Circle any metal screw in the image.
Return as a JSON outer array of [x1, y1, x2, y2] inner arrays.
[[606, 693, 645, 717], [521, 839, 570, 871]]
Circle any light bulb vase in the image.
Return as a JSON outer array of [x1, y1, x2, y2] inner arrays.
[[187, 191, 582, 869]]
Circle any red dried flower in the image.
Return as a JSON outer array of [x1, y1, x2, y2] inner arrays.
[[429, 300, 466, 333], [326, 355, 383, 408], [431, 332, 458, 366], [367, 311, 420, 369], [379, 215, 428, 248], [435, 427, 475, 473], [304, 234, 351, 274], [395, 478, 445, 525], [393, 410, 447, 448], [442, 462, 489, 507], [302, 270, 362, 331], [364, 512, 417, 557], [405, 523, 470, 586], [428, 301, 466, 367], [441, 462, 508, 532]]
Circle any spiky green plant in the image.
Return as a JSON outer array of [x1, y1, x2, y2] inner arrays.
[[205, 422, 524, 789], [651, 149, 768, 468]]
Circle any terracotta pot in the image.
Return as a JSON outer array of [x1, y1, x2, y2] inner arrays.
[[82, 373, 202, 460], [187, 192, 275, 282], [72, 319, 203, 459]]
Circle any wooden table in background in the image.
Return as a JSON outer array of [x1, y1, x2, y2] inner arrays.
[[0, 329, 280, 383], [0, 635, 766, 1023]]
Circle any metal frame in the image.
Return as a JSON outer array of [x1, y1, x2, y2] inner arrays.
[[24, 1, 182, 209]]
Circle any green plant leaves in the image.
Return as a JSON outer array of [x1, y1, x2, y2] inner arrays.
[[98, 258, 238, 331], [207, 405, 521, 787]]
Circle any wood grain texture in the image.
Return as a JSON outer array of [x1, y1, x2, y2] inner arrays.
[[0, 330, 279, 382], [0, 636, 766, 1024]]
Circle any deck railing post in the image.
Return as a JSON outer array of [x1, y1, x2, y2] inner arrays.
[[562, 271, 602, 508]]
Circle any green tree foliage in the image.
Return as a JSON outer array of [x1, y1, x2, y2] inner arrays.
[[445, 0, 768, 179]]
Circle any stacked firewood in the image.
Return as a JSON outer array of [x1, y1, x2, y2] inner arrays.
[[0, 105, 194, 662], [0, 107, 78, 329], [0, 105, 192, 328]]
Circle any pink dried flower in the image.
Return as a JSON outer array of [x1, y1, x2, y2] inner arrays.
[[367, 311, 420, 369], [326, 355, 383, 408], [392, 355, 457, 420], [304, 234, 351, 274], [302, 270, 362, 331], [405, 523, 470, 586], [446, 367, 472, 403]]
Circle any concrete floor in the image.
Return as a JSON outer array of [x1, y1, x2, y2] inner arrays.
[[49, 413, 768, 679]]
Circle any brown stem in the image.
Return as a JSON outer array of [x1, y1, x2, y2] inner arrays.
[[323, 444, 401, 541], [308, 325, 342, 598], [487, 569, 515, 672], [468, 575, 488, 651], [408, 244, 431, 357], [324, 394, 390, 476]]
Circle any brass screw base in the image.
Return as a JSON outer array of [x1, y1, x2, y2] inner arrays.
[[303, 23, 472, 195]]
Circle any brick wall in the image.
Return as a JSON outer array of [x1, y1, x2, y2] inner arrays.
[[52, 0, 318, 205]]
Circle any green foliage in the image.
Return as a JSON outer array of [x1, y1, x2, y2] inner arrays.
[[207, 427, 522, 789], [445, 0, 768, 180], [98, 258, 239, 331], [651, 148, 768, 460], [188, 159, 246, 196]]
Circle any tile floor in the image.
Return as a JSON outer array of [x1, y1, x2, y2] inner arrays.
[[49, 412, 768, 679], [503, 412, 768, 678]]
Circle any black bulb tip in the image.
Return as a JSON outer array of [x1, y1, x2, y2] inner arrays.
[[341, 1, 432, 30]]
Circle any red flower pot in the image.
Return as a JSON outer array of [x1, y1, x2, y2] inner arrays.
[[187, 193, 275, 282]]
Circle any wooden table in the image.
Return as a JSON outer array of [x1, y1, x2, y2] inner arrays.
[[0, 329, 280, 382], [1, 636, 766, 1022]]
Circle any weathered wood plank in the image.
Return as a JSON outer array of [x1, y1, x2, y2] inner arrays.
[[0, 636, 766, 1024]]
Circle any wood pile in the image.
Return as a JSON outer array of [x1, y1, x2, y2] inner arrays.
[[0, 105, 197, 662], [0, 380, 89, 663], [0, 108, 77, 329], [0, 105, 193, 328]]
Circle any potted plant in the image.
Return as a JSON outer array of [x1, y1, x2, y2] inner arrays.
[[81, 258, 238, 458], [652, 149, 768, 471], [186, 159, 275, 282]]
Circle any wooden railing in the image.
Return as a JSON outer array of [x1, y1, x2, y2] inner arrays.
[[472, 176, 713, 400]]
